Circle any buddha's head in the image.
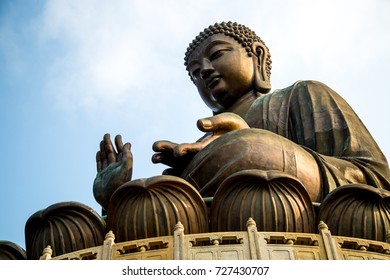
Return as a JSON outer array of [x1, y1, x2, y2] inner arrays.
[[184, 22, 272, 114]]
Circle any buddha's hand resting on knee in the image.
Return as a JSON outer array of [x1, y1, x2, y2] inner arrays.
[[152, 113, 249, 175]]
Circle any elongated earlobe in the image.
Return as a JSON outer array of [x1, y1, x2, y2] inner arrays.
[[251, 43, 271, 93]]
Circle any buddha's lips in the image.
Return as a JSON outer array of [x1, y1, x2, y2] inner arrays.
[[206, 75, 221, 89]]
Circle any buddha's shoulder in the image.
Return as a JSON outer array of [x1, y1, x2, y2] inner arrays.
[[252, 80, 339, 108], [275, 80, 332, 93]]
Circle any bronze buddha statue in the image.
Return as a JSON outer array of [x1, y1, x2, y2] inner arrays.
[[24, 21, 390, 260], [93, 21, 390, 242]]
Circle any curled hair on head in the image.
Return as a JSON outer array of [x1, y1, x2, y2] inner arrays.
[[184, 21, 272, 83]]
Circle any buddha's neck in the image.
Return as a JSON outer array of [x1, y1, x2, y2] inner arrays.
[[227, 91, 262, 119]]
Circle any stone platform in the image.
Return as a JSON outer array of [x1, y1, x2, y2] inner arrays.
[[39, 219, 390, 260]]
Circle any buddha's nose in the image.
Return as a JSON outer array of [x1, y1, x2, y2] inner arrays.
[[200, 68, 213, 80], [200, 59, 214, 80]]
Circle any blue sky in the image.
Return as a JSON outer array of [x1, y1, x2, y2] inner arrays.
[[1, 0, 389, 249]]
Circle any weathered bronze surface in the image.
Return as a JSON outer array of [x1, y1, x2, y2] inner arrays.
[[22, 21, 390, 259], [211, 170, 316, 233], [0, 241, 27, 260], [318, 184, 390, 241], [25, 201, 106, 259], [107, 175, 208, 242]]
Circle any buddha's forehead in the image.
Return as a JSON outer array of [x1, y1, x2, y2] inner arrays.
[[187, 33, 241, 64]]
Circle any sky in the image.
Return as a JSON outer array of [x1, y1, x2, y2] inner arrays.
[[0, 0, 389, 250]]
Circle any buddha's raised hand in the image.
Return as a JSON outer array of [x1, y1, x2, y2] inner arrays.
[[93, 133, 133, 211]]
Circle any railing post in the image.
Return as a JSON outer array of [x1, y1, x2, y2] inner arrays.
[[247, 218, 263, 259], [101, 231, 115, 260], [39, 245, 53, 260], [173, 221, 185, 260], [318, 221, 341, 260]]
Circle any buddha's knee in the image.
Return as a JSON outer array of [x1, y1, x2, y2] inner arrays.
[[181, 128, 321, 200]]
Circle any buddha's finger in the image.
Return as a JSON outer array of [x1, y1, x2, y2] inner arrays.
[[152, 140, 177, 152], [96, 151, 102, 172], [151, 152, 177, 168], [103, 133, 116, 164], [115, 135, 124, 154], [99, 140, 108, 169], [197, 113, 249, 134], [121, 142, 133, 165], [173, 142, 204, 157]]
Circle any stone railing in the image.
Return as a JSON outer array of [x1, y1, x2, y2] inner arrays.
[[40, 219, 390, 260]]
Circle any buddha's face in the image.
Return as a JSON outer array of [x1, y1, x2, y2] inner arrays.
[[187, 34, 256, 114]]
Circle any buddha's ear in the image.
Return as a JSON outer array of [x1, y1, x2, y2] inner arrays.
[[251, 42, 271, 93]]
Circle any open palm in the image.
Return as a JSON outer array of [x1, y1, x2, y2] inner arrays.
[[93, 134, 133, 211]]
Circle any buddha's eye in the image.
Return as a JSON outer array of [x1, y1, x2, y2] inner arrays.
[[209, 47, 232, 61], [209, 50, 225, 61]]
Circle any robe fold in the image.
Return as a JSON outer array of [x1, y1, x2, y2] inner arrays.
[[245, 80, 390, 194]]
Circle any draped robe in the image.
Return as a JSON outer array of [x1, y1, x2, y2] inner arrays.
[[245, 80, 390, 191], [182, 80, 390, 200]]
